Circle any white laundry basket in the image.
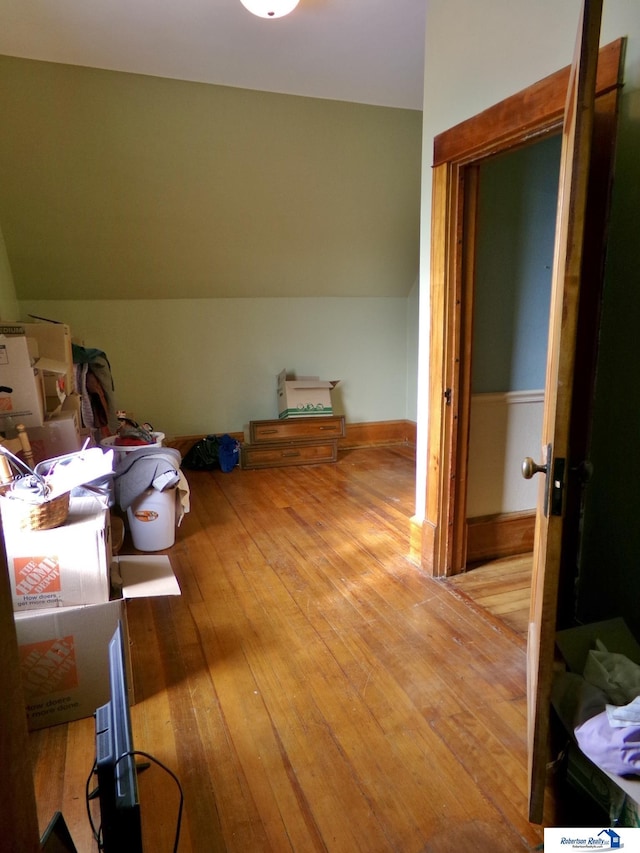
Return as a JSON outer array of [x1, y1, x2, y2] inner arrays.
[[126, 486, 176, 551], [100, 432, 165, 464]]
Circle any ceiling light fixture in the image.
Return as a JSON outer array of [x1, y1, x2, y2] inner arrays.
[[239, 0, 300, 19]]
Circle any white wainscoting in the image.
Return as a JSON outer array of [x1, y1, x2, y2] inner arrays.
[[467, 390, 544, 518]]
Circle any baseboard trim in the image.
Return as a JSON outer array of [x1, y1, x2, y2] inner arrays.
[[168, 420, 416, 457], [466, 511, 535, 563]]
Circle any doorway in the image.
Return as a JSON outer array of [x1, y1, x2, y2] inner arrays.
[[465, 136, 561, 570], [416, 38, 624, 580], [419, 18, 623, 824], [447, 137, 562, 635]]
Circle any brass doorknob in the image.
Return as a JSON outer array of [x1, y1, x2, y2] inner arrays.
[[522, 457, 548, 479]]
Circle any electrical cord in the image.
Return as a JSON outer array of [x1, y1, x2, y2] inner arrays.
[[85, 759, 102, 846], [119, 750, 184, 853], [85, 750, 184, 853]]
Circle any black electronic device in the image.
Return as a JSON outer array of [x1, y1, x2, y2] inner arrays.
[[94, 621, 143, 852]]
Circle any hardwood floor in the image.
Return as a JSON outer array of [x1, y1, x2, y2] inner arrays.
[[446, 554, 533, 639], [29, 446, 567, 852]]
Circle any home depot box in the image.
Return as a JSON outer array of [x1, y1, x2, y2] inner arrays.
[[277, 369, 340, 418], [0, 321, 74, 397], [1, 495, 112, 611], [0, 334, 45, 428], [14, 554, 181, 730]]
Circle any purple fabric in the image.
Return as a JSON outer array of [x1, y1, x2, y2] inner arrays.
[[575, 710, 640, 776]]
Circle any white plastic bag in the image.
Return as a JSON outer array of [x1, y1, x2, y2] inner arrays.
[[583, 639, 640, 705]]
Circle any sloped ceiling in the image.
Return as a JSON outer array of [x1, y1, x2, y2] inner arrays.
[[0, 1, 425, 300], [0, 0, 426, 110]]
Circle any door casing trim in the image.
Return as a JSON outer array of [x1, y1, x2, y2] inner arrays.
[[417, 39, 625, 578]]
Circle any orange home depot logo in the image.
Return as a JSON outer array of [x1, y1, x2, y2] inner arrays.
[[19, 635, 78, 698], [13, 556, 61, 597], [134, 510, 158, 522]]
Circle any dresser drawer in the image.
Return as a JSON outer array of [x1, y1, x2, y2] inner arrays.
[[241, 440, 338, 469], [247, 416, 345, 444]]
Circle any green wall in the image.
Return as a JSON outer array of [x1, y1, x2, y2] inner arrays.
[[0, 56, 421, 302], [19, 295, 411, 434], [0, 56, 422, 434]]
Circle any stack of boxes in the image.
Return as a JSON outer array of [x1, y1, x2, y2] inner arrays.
[[3, 492, 118, 729], [241, 370, 343, 469], [3, 491, 181, 730], [0, 320, 83, 462], [0, 319, 182, 731]]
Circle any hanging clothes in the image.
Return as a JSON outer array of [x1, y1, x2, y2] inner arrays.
[[72, 344, 120, 438]]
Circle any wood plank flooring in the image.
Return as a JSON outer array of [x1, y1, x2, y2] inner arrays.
[[28, 446, 571, 852], [446, 554, 533, 638]]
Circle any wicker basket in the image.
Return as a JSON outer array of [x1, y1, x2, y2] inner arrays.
[[0, 447, 71, 531], [6, 489, 70, 532]]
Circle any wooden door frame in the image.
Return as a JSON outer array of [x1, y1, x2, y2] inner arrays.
[[418, 39, 624, 579]]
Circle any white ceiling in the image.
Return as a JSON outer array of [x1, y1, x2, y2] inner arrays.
[[0, 0, 426, 110]]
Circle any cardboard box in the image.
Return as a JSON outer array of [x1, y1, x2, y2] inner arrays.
[[277, 369, 339, 419], [0, 321, 74, 396], [1, 495, 112, 611], [0, 334, 45, 428], [55, 389, 82, 420], [28, 408, 82, 464], [16, 596, 130, 731], [14, 555, 181, 730]]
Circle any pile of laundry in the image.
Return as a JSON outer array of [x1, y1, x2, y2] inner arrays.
[[113, 444, 188, 514], [102, 417, 190, 524], [553, 620, 640, 778], [94, 414, 190, 551], [112, 416, 160, 448]]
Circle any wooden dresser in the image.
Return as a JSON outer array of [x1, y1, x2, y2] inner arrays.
[[241, 416, 346, 469]]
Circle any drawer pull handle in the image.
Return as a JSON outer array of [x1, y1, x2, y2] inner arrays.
[[260, 429, 279, 435], [319, 425, 337, 431], [282, 450, 301, 458]]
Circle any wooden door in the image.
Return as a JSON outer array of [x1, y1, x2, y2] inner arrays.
[[420, 37, 624, 580], [526, 0, 603, 822], [421, 9, 624, 823]]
